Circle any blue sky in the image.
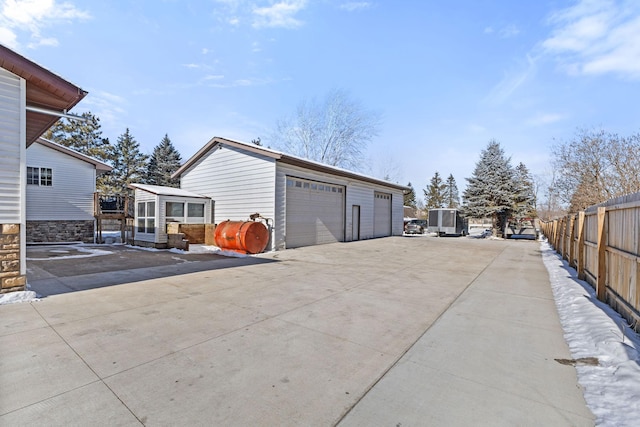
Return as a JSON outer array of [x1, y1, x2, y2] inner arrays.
[[2, 0, 640, 198]]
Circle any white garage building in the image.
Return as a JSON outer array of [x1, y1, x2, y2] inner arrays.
[[173, 137, 407, 251]]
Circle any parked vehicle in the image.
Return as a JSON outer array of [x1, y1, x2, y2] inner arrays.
[[404, 219, 427, 234], [427, 208, 468, 236]]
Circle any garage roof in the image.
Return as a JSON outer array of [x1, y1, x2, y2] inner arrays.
[[173, 136, 409, 191], [0, 45, 87, 147]]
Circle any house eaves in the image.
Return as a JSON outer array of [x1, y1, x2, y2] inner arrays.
[[0, 44, 87, 147], [36, 138, 112, 173], [171, 136, 282, 179], [172, 136, 408, 192]]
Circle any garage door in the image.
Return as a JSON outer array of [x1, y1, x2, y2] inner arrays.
[[285, 177, 345, 248], [373, 192, 391, 237]]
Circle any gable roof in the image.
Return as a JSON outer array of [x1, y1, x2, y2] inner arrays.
[[34, 138, 112, 173], [128, 183, 210, 199], [0, 44, 87, 147], [173, 136, 408, 191]]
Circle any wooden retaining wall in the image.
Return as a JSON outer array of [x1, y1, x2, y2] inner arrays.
[[541, 192, 640, 333]]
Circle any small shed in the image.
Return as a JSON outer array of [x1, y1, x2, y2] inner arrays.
[[129, 183, 212, 248]]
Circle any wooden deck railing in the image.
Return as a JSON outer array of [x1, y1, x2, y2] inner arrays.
[[541, 192, 640, 332]]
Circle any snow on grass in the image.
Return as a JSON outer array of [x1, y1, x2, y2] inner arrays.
[[541, 241, 640, 426]]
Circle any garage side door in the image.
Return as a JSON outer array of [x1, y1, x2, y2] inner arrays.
[[285, 177, 345, 248], [373, 192, 391, 237]]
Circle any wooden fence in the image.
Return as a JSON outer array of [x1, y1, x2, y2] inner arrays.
[[541, 192, 640, 333]]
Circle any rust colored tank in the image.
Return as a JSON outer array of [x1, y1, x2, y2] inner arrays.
[[213, 220, 269, 254]]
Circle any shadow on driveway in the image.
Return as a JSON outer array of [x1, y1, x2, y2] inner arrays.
[[26, 244, 277, 297]]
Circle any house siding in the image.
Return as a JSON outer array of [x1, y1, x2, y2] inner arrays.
[[0, 66, 27, 290], [26, 142, 97, 221], [180, 144, 276, 226], [0, 68, 23, 224]]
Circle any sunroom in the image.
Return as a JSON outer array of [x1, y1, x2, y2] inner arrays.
[[129, 183, 212, 248]]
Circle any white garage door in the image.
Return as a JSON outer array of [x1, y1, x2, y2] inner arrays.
[[285, 177, 345, 248], [373, 192, 392, 237]]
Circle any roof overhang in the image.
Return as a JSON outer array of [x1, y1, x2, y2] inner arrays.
[[0, 44, 87, 147], [35, 138, 112, 173], [172, 136, 409, 191]]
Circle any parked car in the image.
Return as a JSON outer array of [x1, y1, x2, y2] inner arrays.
[[404, 219, 427, 234]]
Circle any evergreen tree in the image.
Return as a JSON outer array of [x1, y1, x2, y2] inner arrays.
[[43, 111, 111, 162], [444, 174, 460, 208], [512, 162, 536, 219], [462, 140, 514, 235], [103, 128, 148, 195], [403, 182, 417, 208], [424, 171, 446, 209], [146, 134, 182, 187]]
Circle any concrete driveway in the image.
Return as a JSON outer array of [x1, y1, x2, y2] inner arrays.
[[0, 237, 593, 426]]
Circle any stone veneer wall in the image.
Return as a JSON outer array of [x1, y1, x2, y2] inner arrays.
[[26, 220, 95, 244], [1, 224, 26, 293]]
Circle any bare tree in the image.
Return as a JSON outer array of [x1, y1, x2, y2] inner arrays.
[[551, 128, 640, 212], [271, 89, 381, 171]]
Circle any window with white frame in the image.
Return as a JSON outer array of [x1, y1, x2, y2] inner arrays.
[[27, 167, 53, 186], [137, 201, 156, 234], [187, 203, 204, 218]]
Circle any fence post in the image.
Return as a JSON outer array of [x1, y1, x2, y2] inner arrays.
[[568, 214, 576, 267], [577, 211, 586, 280], [561, 217, 568, 260], [596, 206, 607, 301], [553, 219, 559, 251]]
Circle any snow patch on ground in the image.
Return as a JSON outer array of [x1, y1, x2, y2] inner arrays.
[[541, 241, 640, 426], [26, 246, 113, 261], [0, 290, 38, 305]]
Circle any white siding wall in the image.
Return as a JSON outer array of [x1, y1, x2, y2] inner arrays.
[[0, 68, 24, 224], [391, 189, 404, 235], [345, 183, 375, 240], [180, 144, 276, 224], [26, 142, 96, 221]]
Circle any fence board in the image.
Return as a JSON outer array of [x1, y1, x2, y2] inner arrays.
[[542, 192, 640, 332]]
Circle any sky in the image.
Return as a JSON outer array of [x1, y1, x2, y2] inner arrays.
[[3, 236, 640, 425], [2, 0, 640, 196]]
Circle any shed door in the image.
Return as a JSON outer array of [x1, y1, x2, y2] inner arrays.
[[285, 177, 345, 248], [373, 192, 392, 237]]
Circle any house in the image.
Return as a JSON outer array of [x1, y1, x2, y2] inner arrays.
[[128, 183, 212, 248], [26, 138, 112, 243], [171, 136, 407, 251], [0, 44, 86, 293]]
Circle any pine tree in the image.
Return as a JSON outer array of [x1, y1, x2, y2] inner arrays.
[[404, 182, 417, 208], [424, 171, 446, 209], [146, 134, 182, 187], [103, 128, 148, 195], [512, 162, 536, 219], [444, 174, 460, 208], [462, 140, 514, 235], [43, 111, 111, 162]]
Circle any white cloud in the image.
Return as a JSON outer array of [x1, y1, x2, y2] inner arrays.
[[252, 0, 307, 29], [485, 54, 537, 105], [0, 0, 90, 49], [339, 2, 371, 12], [526, 112, 565, 126], [542, 0, 640, 79], [499, 24, 520, 38]]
